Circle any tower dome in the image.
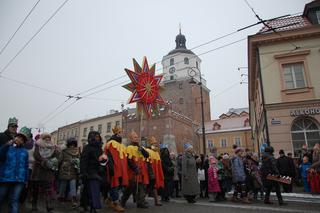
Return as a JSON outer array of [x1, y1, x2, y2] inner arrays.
[[167, 31, 195, 56]]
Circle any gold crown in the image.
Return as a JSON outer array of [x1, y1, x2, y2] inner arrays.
[[148, 136, 158, 145], [112, 125, 122, 135]]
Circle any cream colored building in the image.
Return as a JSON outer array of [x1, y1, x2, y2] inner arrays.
[[79, 112, 122, 147], [51, 130, 58, 145], [203, 108, 253, 155], [52, 111, 122, 149], [248, 0, 320, 157]]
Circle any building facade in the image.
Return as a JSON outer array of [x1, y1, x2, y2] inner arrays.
[[248, 0, 320, 157], [203, 108, 253, 155]]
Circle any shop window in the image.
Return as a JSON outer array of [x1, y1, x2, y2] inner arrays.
[[291, 117, 320, 157]]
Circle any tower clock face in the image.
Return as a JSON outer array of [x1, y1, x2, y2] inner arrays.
[[169, 67, 176, 74]]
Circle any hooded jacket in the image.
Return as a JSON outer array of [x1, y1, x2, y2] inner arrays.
[[0, 143, 28, 183]]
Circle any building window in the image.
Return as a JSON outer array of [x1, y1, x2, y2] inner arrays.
[[283, 63, 306, 89], [63, 133, 65, 140], [184, 57, 189, 64], [83, 128, 87, 137], [170, 76, 174, 80], [116, 120, 120, 126], [75, 129, 78, 137], [98, 124, 102, 133], [220, 139, 227, 148], [235, 137, 241, 147], [179, 83, 183, 89], [291, 117, 320, 157], [170, 58, 174, 66], [71, 129, 74, 137], [207, 140, 214, 148], [179, 98, 184, 104], [90, 126, 94, 131], [107, 122, 111, 133]]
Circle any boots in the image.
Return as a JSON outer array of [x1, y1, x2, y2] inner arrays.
[[105, 198, 114, 208], [72, 196, 78, 208], [112, 202, 125, 212], [153, 189, 162, 206], [241, 197, 252, 204], [264, 197, 273, 204]]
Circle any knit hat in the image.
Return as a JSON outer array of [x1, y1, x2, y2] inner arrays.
[[279, 149, 285, 155], [17, 126, 32, 142], [209, 156, 216, 164], [8, 117, 18, 127], [222, 154, 230, 160], [235, 147, 244, 154], [184, 143, 193, 151]]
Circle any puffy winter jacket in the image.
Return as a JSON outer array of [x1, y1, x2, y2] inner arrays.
[[0, 143, 28, 183], [231, 156, 246, 183]]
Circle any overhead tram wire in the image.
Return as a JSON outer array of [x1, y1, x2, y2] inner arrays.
[[243, 0, 300, 50], [0, 0, 41, 56], [0, 0, 70, 75]]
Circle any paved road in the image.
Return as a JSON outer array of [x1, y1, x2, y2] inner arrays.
[[22, 197, 320, 213]]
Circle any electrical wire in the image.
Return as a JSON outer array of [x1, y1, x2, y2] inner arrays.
[[38, 97, 72, 124], [0, 0, 41, 56], [0, 0, 70, 75]]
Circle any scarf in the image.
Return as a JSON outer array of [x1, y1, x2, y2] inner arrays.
[[36, 139, 55, 159]]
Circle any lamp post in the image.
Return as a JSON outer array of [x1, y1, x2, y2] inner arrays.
[[188, 67, 206, 155]]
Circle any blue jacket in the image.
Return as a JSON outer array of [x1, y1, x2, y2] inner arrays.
[[300, 162, 312, 178], [231, 156, 246, 182], [0, 143, 29, 183]]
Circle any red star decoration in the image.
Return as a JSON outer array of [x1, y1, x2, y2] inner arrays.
[[123, 57, 165, 117]]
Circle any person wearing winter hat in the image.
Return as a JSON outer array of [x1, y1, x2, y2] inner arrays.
[[0, 126, 31, 213], [160, 143, 174, 202], [231, 147, 251, 204], [261, 146, 286, 205], [0, 117, 19, 147], [145, 136, 164, 206], [121, 130, 150, 209], [58, 137, 80, 207], [31, 132, 60, 212], [103, 125, 127, 212], [181, 143, 199, 203]]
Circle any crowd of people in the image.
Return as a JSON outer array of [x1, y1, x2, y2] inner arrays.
[[0, 117, 320, 213]]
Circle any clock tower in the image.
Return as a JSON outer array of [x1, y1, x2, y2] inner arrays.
[[161, 31, 211, 123]]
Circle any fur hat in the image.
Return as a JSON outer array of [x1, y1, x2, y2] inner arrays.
[[112, 125, 122, 135], [41, 132, 51, 140]]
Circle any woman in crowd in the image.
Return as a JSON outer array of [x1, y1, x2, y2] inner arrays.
[[80, 131, 106, 213], [31, 132, 60, 212], [58, 137, 80, 208], [160, 144, 174, 202], [182, 143, 199, 203]]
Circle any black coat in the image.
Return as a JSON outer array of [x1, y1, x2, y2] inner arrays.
[[161, 149, 174, 180], [261, 153, 279, 179], [276, 156, 296, 178], [80, 142, 102, 180], [0, 130, 14, 147]]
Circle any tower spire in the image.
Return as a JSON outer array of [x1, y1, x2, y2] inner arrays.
[[179, 23, 181, 35]]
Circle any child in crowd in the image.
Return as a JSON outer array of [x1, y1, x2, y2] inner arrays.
[[196, 158, 206, 198], [300, 155, 311, 193], [207, 156, 221, 202]]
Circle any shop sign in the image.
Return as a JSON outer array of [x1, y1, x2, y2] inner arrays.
[[290, 108, 320, 117]]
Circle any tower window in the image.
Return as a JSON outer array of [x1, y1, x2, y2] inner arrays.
[[170, 58, 174, 66], [184, 57, 189, 64], [179, 83, 183, 89], [196, 61, 199, 69]]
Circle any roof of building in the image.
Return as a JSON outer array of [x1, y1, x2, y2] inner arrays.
[[259, 15, 312, 34], [201, 108, 250, 134], [166, 32, 195, 56]]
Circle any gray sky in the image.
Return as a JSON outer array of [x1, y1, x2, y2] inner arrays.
[[0, 0, 310, 132]]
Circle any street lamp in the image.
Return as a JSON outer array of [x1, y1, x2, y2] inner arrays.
[[188, 67, 206, 155]]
